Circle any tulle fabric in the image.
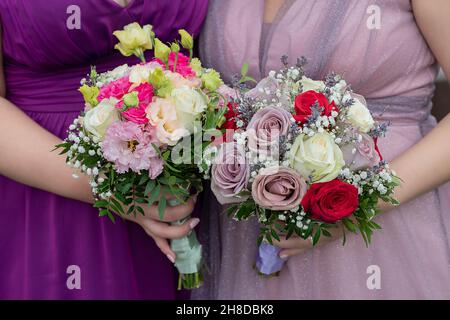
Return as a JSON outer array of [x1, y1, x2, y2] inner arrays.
[[194, 0, 450, 299]]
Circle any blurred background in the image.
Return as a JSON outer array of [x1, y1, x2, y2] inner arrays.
[[433, 69, 449, 121]]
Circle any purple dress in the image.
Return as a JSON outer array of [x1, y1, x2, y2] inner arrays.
[[197, 0, 450, 299], [0, 0, 207, 299]]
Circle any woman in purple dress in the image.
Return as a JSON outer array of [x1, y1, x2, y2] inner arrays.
[[0, 0, 207, 299], [197, 0, 450, 299]]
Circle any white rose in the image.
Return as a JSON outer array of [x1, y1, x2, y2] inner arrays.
[[83, 98, 119, 139], [289, 132, 344, 183], [171, 86, 207, 132], [346, 94, 374, 133], [129, 61, 161, 84], [299, 76, 326, 92]]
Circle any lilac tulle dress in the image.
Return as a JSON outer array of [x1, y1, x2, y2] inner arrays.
[[0, 0, 207, 299], [196, 0, 450, 299]]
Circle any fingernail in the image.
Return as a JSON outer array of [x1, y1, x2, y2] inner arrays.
[[166, 254, 175, 264], [189, 218, 200, 229], [280, 255, 289, 260]]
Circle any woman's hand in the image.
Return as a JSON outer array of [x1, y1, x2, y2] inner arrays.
[[273, 226, 343, 259], [122, 196, 200, 263]]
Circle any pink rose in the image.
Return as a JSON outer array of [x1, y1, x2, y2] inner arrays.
[[341, 132, 381, 171], [252, 166, 308, 211], [211, 142, 250, 204], [122, 107, 149, 125]]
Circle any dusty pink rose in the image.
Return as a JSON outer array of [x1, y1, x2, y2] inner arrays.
[[211, 142, 250, 204], [341, 133, 381, 170], [247, 106, 293, 153], [252, 166, 308, 211]]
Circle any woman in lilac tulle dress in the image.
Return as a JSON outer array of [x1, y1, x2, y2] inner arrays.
[[0, 0, 207, 299], [197, 0, 450, 299]]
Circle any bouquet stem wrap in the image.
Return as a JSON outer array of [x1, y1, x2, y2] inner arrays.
[[171, 218, 203, 289], [255, 243, 285, 277]]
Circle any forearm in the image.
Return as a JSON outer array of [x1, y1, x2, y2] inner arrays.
[[382, 114, 450, 209], [0, 97, 93, 203]]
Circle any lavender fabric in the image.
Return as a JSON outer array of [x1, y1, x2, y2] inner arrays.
[[0, 0, 208, 299], [196, 0, 450, 299], [255, 244, 285, 276]]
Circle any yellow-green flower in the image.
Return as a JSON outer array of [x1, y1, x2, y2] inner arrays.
[[190, 58, 203, 76], [113, 23, 154, 58], [170, 42, 180, 53], [154, 38, 171, 63], [178, 29, 194, 50], [79, 84, 99, 107], [201, 70, 223, 91]]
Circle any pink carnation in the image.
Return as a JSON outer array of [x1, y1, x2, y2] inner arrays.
[[153, 53, 195, 78], [98, 77, 132, 101], [102, 121, 164, 178], [120, 83, 154, 124]]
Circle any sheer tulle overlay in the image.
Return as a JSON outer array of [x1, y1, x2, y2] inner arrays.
[[195, 0, 450, 299], [0, 0, 207, 299]]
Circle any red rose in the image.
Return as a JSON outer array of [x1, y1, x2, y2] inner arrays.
[[301, 180, 359, 223], [373, 137, 383, 161], [222, 102, 237, 130], [294, 90, 337, 123]]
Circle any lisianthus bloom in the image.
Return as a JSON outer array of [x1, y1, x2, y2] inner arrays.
[[252, 166, 308, 211], [113, 23, 154, 57], [301, 180, 359, 223], [102, 121, 163, 178], [294, 90, 338, 123]]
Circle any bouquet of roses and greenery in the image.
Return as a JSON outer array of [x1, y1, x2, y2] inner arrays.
[[56, 23, 227, 289], [204, 57, 401, 276]]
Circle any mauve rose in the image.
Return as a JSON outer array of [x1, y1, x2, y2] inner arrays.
[[247, 107, 293, 153], [211, 143, 250, 204], [252, 166, 308, 211], [341, 133, 381, 170]]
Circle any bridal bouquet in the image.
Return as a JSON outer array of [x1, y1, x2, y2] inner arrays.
[[204, 57, 401, 276], [56, 23, 226, 289]]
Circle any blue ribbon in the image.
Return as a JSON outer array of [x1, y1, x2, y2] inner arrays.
[[255, 243, 286, 276]]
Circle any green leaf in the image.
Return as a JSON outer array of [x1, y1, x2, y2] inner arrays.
[[342, 218, 357, 233], [94, 200, 109, 208], [110, 198, 124, 214], [99, 209, 109, 217], [158, 197, 167, 220], [241, 63, 249, 77], [139, 174, 148, 186], [144, 180, 156, 196], [147, 184, 161, 206], [312, 228, 321, 246]]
